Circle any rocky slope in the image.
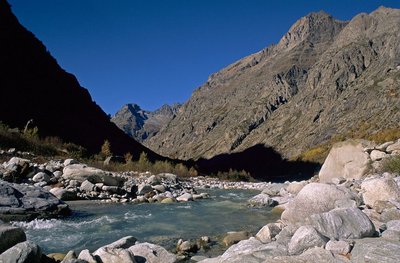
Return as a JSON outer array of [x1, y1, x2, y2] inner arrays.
[[147, 7, 400, 161], [111, 103, 181, 142], [0, 0, 164, 160]]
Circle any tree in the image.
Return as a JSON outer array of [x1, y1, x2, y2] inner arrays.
[[100, 139, 112, 157]]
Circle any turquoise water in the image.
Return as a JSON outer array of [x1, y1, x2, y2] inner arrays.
[[13, 189, 279, 254]]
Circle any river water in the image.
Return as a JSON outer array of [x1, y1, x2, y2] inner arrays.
[[12, 189, 279, 255]]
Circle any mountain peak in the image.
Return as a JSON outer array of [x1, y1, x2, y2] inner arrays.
[[112, 103, 181, 142], [277, 10, 347, 50]]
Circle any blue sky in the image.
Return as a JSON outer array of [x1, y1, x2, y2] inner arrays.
[[8, 0, 400, 114]]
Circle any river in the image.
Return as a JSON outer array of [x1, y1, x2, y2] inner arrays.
[[12, 188, 279, 257]]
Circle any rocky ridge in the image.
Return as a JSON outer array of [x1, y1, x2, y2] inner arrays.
[[146, 7, 400, 161], [111, 103, 181, 143]]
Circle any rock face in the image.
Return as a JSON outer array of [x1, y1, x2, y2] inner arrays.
[[111, 103, 181, 143], [146, 7, 400, 161], [0, 0, 164, 160], [319, 140, 370, 183]]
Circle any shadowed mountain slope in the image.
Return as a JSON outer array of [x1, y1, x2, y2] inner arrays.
[[0, 0, 164, 160]]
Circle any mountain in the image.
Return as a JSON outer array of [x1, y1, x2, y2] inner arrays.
[[146, 7, 400, 161], [111, 103, 181, 142], [0, 0, 164, 160]]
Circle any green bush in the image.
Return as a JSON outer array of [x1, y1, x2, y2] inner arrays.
[[382, 156, 400, 174], [212, 169, 255, 182]]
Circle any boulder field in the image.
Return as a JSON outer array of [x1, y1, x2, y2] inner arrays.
[[0, 138, 400, 262]]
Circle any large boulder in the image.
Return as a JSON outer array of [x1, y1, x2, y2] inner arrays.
[[351, 238, 400, 263], [63, 164, 125, 186], [308, 207, 376, 239], [0, 181, 70, 222], [93, 247, 136, 263], [128, 242, 177, 263], [0, 224, 26, 253], [0, 241, 42, 263], [281, 183, 359, 224], [199, 238, 287, 263], [361, 177, 400, 208], [49, 188, 78, 201], [318, 140, 371, 183], [288, 226, 328, 255]]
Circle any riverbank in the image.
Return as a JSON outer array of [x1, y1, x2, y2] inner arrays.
[[1, 138, 400, 262]]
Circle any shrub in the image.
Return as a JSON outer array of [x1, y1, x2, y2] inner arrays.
[[212, 169, 254, 182], [100, 139, 112, 158], [382, 156, 400, 174]]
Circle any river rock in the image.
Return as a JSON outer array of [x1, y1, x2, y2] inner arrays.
[[80, 180, 95, 192], [286, 181, 307, 195], [248, 193, 277, 207], [61, 250, 77, 262], [382, 229, 400, 241], [50, 187, 77, 201], [223, 231, 251, 246], [177, 193, 193, 202], [261, 183, 288, 196], [0, 181, 70, 221], [128, 242, 177, 263], [158, 173, 178, 184], [77, 249, 97, 263], [387, 140, 400, 153], [161, 197, 176, 204], [255, 223, 282, 243], [63, 159, 79, 166], [275, 224, 298, 245], [281, 183, 359, 224], [386, 220, 400, 231], [146, 175, 161, 185], [370, 150, 388, 161], [361, 177, 400, 208], [0, 224, 26, 253], [308, 207, 375, 239], [318, 140, 371, 183], [202, 238, 287, 263], [0, 240, 42, 263], [264, 247, 346, 263], [32, 172, 50, 183], [63, 164, 124, 186], [137, 183, 153, 195], [101, 236, 137, 250], [152, 184, 166, 193], [288, 225, 328, 255], [325, 240, 352, 255], [93, 247, 136, 263], [351, 238, 400, 263]]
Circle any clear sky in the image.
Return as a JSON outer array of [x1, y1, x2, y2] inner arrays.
[[8, 0, 400, 114]]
